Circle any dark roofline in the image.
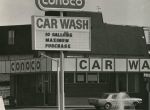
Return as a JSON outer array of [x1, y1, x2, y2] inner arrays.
[[104, 23, 143, 28]]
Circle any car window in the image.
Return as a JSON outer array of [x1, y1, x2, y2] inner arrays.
[[100, 94, 109, 98], [112, 94, 117, 99], [122, 94, 130, 98]]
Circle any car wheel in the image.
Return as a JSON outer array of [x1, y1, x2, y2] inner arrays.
[[104, 103, 111, 110]]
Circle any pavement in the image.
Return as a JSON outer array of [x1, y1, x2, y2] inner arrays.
[[5, 106, 143, 110], [6, 107, 95, 110]]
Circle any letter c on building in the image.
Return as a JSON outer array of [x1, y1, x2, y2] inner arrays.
[[79, 60, 87, 70], [11, 62, 15, 72]]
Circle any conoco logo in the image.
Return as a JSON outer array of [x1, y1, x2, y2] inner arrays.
[[35, 0, 85, 11]]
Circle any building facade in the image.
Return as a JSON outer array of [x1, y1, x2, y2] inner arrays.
[[0, 12, 149, 109]]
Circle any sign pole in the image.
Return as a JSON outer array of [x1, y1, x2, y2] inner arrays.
[[59, 11, 65, 110], [57, 60, 60, 110], [60, 51, 65, 110]]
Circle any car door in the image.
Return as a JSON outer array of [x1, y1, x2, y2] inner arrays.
[[110, 94, 118, 107]]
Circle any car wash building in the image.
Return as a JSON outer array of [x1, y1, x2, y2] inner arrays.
[[0, 1, 149, 109]]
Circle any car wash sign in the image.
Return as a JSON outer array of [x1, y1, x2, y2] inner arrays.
[[32, 16, 91, 51], [75, 58, 150, 72], [35, 0, 101, 12]]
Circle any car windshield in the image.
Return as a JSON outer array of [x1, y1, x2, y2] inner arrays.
[[100, 94, 109, 99]]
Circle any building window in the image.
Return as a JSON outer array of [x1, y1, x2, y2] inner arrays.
[[118, 74, 127, 92], [8, 30, 15, 45], [64, 73, 74, 84], [99, 73, 108, 83], [144, 27, 150, 44], [76, 73, 86, 83], [128, 73, 139, 93], [43, 73, 51, 93], [36, 74, 43, 93], [36, 74, 51, 93], [116, 73, 140, 93], [88, 73, 98, 83]]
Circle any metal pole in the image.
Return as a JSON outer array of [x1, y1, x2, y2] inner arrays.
[[57, 60, 60, 110], [59, 11, 65, 110], [60, 51, 65, 110]]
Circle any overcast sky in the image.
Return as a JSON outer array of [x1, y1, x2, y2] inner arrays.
[[101, 0, 150, 27], [0, 0, 150, 27]]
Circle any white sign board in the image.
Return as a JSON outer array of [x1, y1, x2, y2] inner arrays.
[[32, 16, 91, 51], [35, 0, 101, 12], [0, 96, 5, 110]]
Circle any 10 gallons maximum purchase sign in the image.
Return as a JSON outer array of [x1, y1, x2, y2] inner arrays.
[[32, 16, 91, 51]]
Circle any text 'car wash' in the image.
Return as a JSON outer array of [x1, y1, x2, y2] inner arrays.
[[36, 17, 89, 30]]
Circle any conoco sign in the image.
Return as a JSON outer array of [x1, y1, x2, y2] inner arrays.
[[35, 0, 85, 11]]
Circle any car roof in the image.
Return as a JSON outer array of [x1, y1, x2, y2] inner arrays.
[[103, 92, 127, 95]]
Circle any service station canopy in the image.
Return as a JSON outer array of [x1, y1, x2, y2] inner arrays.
[[1, 58, 150, 73]]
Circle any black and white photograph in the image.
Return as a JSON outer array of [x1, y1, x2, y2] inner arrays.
[[0, 0, 150, 110]]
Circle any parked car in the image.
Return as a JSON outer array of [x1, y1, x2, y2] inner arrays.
[[88, 92, 142, 110]]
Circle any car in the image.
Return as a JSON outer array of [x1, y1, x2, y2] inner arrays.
[[88, 92, 142, 110]]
